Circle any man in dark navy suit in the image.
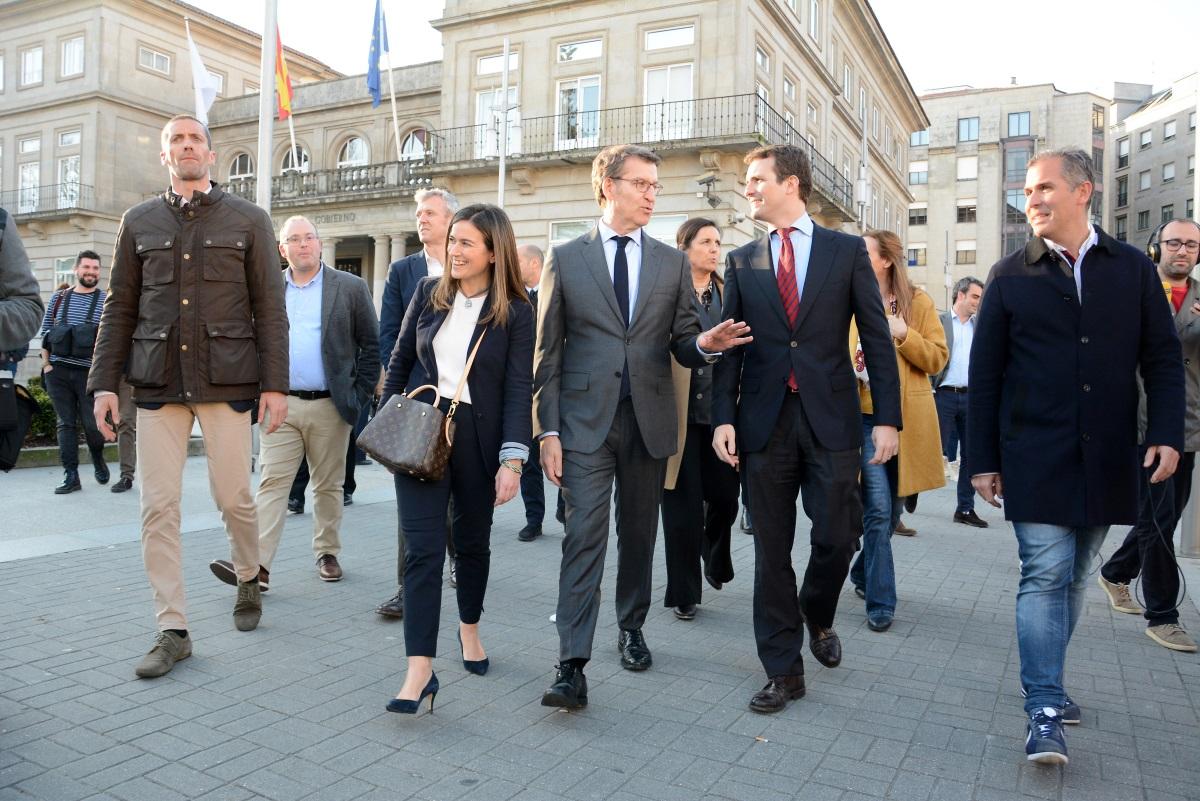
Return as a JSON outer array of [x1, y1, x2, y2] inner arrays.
[[375, 187, 459, 619], [713, 144, 900, 715], [968, 148, 1183, 766]]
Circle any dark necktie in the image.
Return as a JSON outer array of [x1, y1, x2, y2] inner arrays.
[[612, 235, 632, 400], [613, 235, 631, 326], [775, 228, 800, 391]]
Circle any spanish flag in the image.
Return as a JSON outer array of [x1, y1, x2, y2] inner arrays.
[[274, 30, 293, 121]]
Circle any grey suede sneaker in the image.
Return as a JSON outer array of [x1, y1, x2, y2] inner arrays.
[[134, 630, 191, 678], [1146, 623, 1198, 652], [233, 580, 262, 631]]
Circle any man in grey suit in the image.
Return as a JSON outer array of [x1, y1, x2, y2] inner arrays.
[[210, 215, 379, 588], [536, 144, 750, 709]]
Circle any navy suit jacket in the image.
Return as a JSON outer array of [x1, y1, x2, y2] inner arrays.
[[967, 229, 1184, 526], [382, 277, 534, 473], [378, 250, 429, 366], [714, 223, 900, 454]]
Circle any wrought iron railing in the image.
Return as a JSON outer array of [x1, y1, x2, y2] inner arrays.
[[224, 161, 429, 204], [0, 183, 95, 217], [426, 94, 853, 213]]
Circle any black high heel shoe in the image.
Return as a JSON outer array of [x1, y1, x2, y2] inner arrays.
[[458, 631, 489, 676], [386, 672, 439, 714]]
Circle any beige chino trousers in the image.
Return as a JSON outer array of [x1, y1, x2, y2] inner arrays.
[[255, 396, 351, 570], [137, 402, 259, 630]]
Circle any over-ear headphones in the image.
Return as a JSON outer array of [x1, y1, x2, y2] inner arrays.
[[1146, 221, 1170, 264]]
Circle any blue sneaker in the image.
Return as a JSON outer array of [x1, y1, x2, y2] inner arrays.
[[1025, 707, 1068, 765], [1021, 686, 1080, 725]]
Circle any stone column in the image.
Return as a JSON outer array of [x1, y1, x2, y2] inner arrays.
[[390, 233, 406, 264], [321, 237, 339, 268], [372, 234, 391, 314]]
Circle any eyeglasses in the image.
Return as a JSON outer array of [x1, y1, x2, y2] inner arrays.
[[1162, 239, 1200, 253], [612, 177, 664, 195], [285, 234, 318, 246]]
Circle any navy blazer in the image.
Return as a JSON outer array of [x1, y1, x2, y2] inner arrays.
[[382, 277, 534, 473], [967, 229, 1184, 526], [378, 250, 429, 366], [714, 223, 901, 454]]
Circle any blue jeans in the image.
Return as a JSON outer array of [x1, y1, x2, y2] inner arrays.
[[850, 416, 898, 621], [1014, 522, 1108, 715], [934, 389, 974, 513]]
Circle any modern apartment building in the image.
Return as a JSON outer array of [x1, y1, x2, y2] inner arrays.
[[906, 83, 1107, 305], [204, 0, 926, 306], [1106, 74, 1198, 248], [0, 0, 337, 297]]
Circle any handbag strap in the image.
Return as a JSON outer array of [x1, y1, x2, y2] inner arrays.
[[446, 329, 487, 427]]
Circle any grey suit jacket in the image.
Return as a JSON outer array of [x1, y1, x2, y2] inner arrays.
[[533, 226, 708, 458], [932, 310, 955, 389], [309, 265, 380, 425]]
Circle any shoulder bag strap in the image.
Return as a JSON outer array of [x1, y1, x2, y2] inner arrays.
[[443, 329, 488, 445], [57, 289, 74, 324], [84, 289, 101, 322]]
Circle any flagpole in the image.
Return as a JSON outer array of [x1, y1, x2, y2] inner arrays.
[[497, 36, 510, 208], [287, 115, 299, 171], [255, 0, 278, 212], [383, 29, 403, 163]]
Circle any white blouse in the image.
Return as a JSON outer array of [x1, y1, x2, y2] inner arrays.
[[432, 290, 486, 404]]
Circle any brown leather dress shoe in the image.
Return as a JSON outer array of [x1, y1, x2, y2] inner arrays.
[[317, 554, 343, 581], [807, 625, 842, 668], [749, 674, 805, 713]]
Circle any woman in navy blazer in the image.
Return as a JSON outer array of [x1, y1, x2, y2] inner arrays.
[[382, 204, 534, 714]]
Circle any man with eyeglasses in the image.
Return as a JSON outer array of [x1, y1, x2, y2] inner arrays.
[[535, 143, 751, 709], [209, 215, 378, 590], [1097, 218, 1200, 654]]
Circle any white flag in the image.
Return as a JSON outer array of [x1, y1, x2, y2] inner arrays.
[[186, 23, 219, 124]]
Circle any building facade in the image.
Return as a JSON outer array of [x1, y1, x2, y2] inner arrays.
[[906, 83, 1108, 306], [0, 0, 337, 303], [1105, 74, 1198, 248]]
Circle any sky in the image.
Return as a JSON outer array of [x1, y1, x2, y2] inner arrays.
[[193, 0, 1198, 98]]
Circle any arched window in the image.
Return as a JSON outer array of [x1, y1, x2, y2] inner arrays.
[[337, 137, 369, 168], [400, 128, 427, 161], [229, 153, 254, 179], [280, 146, 310, 174]]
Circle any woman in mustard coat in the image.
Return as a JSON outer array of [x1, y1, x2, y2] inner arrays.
[[848, 229, 948, 631]]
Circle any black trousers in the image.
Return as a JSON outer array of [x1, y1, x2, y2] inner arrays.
[[520, 435, 545, 526], [394, 402, 493, 657], [1101, 449, 1195, 626], [744, 394, 862, 676], [661, 423, 739, 607], [45, 364, 105, 471]]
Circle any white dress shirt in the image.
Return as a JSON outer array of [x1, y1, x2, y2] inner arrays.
[[1044, 224, 1097, 302], [597, 218, 643, 315], [432, 290, 485, 404], [940, 314, 974, 388], [424, 249, 445, 278]]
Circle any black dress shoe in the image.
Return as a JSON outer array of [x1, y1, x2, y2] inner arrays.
[[54, 469, 82, 495], [541, 662, 587, 709], [287, 497, 304, 514], [617, 628, 652, 670], [904, 494, 918, 513], [704, 573, 723, 591], [740, 506, 753, 534], [807, 625, 842, 668], [674, 604, 697, 620], [94, 460, 110, 485], [110, 476, 134, 493], [376, 590, 404, 619], [749, 674, 805, 713], [954, 509, 988, 528], [448, 558, 457, 587], [518, 523, 542, 542], [343, 493, 353, 506]]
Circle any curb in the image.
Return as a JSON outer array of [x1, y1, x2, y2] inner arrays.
[[12, 438, 207, 469]]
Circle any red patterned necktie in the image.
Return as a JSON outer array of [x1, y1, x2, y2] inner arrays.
[[776, 227, 800, 391]]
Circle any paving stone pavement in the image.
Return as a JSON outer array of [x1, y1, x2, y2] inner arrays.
[[3, 459, 1200, 801]]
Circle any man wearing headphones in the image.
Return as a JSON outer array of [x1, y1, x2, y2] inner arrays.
[[1096, 218, 1200, 653]]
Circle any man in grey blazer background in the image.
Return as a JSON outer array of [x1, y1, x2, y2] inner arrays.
[[210, 215, 379, 589], [535, 144, 750, 709]]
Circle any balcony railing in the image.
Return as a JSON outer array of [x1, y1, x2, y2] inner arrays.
[[224, 161, 429, 206], [426, 94, 853, 215], [0, 183, 95, 218]]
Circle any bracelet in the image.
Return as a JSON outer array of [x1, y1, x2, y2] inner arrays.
[[501, 460, 522, 475]]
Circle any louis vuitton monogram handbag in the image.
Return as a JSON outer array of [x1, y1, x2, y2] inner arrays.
[[357, 331, 486, 482]]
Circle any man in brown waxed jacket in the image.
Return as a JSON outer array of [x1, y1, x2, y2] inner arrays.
[[89, 114, 289, 679]]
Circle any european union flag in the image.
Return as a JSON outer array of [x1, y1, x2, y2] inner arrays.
[[367, 0, 388, 107]]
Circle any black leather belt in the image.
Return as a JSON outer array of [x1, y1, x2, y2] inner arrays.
[[939, 386, 968, 394], [288, 390, 331, 400]]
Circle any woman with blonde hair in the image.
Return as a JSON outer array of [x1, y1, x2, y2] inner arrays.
[[381, 203, 534, 713], [849, 229, 947, 631]]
